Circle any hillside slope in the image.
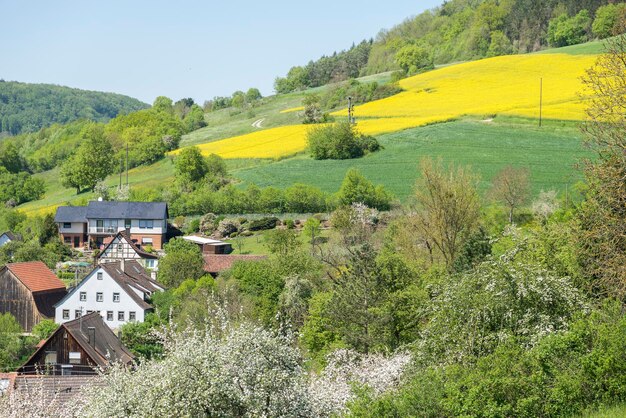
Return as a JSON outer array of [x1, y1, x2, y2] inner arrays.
[[0, 81, 149, 135]]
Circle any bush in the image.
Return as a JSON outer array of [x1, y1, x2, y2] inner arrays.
[[217, 218, 240, 237], [284, 219, 295, 229], [248, 216, 279, 231], [307, 121, 380, 160]]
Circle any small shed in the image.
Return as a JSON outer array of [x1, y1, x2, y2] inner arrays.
[[18, 312, 134, 376], [182, 235, 233, 255], [0, 261, 67, 332]]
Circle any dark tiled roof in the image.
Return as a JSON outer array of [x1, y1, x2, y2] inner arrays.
[[203, 254, 267, 274], [54, 206, 88, 223], [0, 231, 17, 241], [100, 261, 164, 310], [12, 375, 105, 405], [20, 313, 134, 371], [5, 261, 66, 293], [86, 201, 168, 220], [98, 231, 158, 260]]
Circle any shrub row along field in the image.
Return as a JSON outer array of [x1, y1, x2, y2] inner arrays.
[[178, 53, 597, 160], [234, 118, 591, 200]]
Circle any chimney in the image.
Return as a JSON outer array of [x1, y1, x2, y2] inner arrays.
[[87, 327, 96, 348]]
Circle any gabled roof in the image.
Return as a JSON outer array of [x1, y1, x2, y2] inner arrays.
[[0, 231, 17, 241], [5, 261, 66, 293], [86, 201, 168, 220], [54, 206, 88, 223], [54, 260, 164, 311], [98, 231, 158, 260], [20, 313, 134, 370], [203, 254, 267, 274], [99, 261, 164, 310]]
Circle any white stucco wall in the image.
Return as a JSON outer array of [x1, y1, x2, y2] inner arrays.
[[58, 222, 85, 234], [87, 219, 165, 235], [55, 266, 146, 329]]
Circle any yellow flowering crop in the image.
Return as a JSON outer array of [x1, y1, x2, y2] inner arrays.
[[279, 106, 304, 114], [182, 53, 597, 159], [334, 53, 596, 120], [180, 125, 314, 159]]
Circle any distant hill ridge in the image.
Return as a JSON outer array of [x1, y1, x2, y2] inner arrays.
[[0, 80, 149, 135]]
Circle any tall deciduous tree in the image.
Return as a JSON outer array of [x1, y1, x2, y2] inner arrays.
[[174, 146, 209, 186], [413, 158, 481, 271], [489, 165, 530, 224], [578, 35, 626, 298], [158, 238, 205, 288], [60, 123, 114, 193]]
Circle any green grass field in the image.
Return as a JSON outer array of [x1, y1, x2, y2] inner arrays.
[[233, 117, 591, 201]]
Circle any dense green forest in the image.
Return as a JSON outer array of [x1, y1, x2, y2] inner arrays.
[[0, 80, 148, 135], [275, 0, 626, 92]]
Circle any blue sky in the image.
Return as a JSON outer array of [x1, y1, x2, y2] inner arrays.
[[1, 1, 441, 104]]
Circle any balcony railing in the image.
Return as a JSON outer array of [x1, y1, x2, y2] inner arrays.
[[89, 227, 118, 234], [18, 364, 99, 376]]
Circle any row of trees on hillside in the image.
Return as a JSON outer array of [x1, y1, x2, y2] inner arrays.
[[274, 0, 626, 92], [202, 88, 263, 112]]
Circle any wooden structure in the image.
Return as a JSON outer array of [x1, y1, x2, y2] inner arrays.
[[183, 235, 233, 254], [203, 254, 267, 277], [18, 312, 134, 376], [0, 262, 67, 332]]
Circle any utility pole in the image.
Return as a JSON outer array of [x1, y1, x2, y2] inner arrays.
[[539, 78, 543, 128], [126, 142, 129, 186], [347, 96, 354, 124], [119, 156, 123, 189]]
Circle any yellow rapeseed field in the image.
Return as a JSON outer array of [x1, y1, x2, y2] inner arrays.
[[279, 106, 304, 114], [182, 125, 313, 159], [182, 53, 597, 159]]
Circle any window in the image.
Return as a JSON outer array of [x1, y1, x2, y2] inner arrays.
[[145, 259, 156, 268], [96, 292, 103, 302], [79, 291, 86, 301], [69, 352, 81, 364], [63, 222, 71, 229], [86, 310, 93, 314], [62, 309, 69, 320], [129, 311, 136, 321], [139, 220, 154, 229], [75, 310, 81, 319], [113, 293, 120, 303], [118, 311, 125, 321], [117, 243, 123, 251], [125, 219, 131, 229], [107, 311, 113, 321], [142, 237, 153, 245], [64, 236, 72, 244], [97, 272, 103, 280], [45, 351, 57, 365]]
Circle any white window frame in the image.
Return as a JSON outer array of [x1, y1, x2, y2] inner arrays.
[[62, 309, 69, 320], [106, 311, 113, 321], [96, 292, 103, 302], [118, 311, 125, 321], [97, 272, 103, 280], [79, 291, 86, 301], [113, 293, 120, 303], [139, 220, 154, 229]]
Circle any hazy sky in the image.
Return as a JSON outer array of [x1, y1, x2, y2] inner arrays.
[[1, 1, 441, 104]]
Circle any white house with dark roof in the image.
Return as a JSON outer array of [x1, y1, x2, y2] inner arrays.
[[54, 260, 165, 330], [98, 231, 159, 271], [55, 201, 169, 250]]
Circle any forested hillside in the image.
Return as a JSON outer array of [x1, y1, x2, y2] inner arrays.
[[0, 80, 148, 135], [275, 0, 626, 92]]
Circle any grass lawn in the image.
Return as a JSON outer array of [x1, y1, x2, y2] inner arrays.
[[582, 404, 626, 418], [224, 228, 331, 256], [233, 117, 592, 202]]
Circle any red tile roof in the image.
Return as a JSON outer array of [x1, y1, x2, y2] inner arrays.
[[203, 254, 267, 274], [6, 261, 66, 293]]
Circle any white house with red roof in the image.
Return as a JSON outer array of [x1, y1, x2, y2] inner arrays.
[[0, 261, 67, 332]]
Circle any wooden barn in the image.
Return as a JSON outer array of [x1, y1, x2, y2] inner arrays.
[[18, 312, 134, 376], [0, 261, 67, 332]]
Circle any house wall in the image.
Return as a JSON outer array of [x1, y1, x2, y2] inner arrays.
[[130, 233, 164, 250], [57, 222, 86, 235], [55, 267, 146, 329], [87, 219, 166, 235], [23, 328, 93, 369], [0, 269, 43, 332]]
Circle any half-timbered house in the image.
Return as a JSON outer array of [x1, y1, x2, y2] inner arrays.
[[97, 231, 159, 271]]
